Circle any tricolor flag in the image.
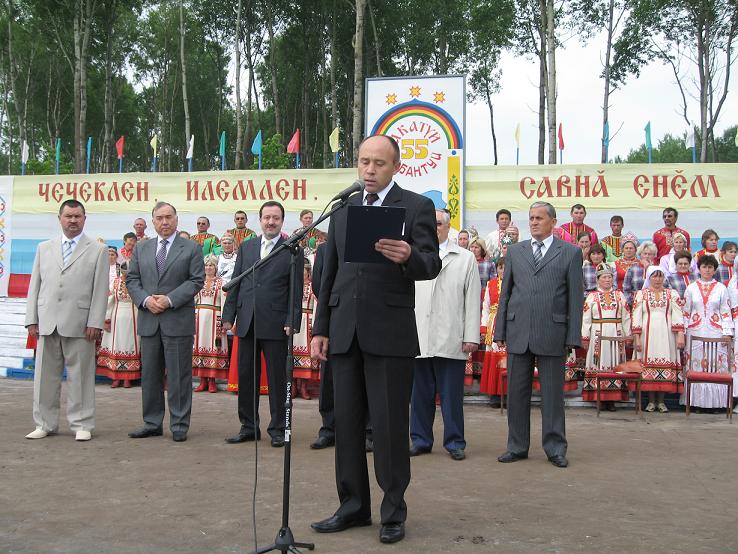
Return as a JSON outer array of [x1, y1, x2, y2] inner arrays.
[[329, 127, 340, 168], [287, 129, 301, 168], [251, 130, 263, 169], [186, 135, 194, 171], [21, 140, 29, 175], [116, 135, 125, 173]]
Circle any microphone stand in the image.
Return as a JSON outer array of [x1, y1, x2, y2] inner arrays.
[[224, 196, 350, 554]]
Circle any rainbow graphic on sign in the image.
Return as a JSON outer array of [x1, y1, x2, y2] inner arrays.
[[370, 100, 464, 149]]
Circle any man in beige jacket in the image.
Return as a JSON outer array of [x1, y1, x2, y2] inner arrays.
[[410, 208, 481, 461], [25, 199, 109, 441]]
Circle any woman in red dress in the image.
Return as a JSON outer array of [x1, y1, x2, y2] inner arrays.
[[480, 258, 506, 401], [614, 233, 639, 289]]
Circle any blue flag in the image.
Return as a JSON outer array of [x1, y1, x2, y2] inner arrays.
[[86, 136, 92, 174], [251, 130, 262, 155], [645, 121, 653, 163]]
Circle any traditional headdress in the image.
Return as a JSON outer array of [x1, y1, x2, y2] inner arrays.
[[596, 262, 614, 278], [621, 232, 639, 248], [642, 265, 664, 290]]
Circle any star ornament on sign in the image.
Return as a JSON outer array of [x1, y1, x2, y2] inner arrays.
[[433, 91, 445, 103], [409, 85, 421, 98], [386, 93, 398, 105]]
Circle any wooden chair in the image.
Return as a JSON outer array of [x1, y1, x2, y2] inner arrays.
[[684, 335, 734, 422], [589, 336, 642, 416]]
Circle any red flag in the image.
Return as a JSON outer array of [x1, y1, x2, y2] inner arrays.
[[287, 129, 300, 153], [557, 123, 564, 150], [116, 136, 125, 159]]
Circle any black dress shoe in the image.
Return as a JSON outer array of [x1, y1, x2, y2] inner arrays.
[[224, 430, 260, 444], [365, 437, 374, 452], [497, 451, 528, 463], [548, 454, 569, 468], [128, 427, 163, 439], [311, 514, 372, 533], [379, 522, 405, 544], [449, 449, 466, 461], [310, 435, 335, 450], [271, 436, 285, 447], [172, 431, 187, 442], [409, 445, 431, 457]]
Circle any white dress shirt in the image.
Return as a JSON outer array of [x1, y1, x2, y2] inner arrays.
[[532, 234, 554, 259], [363, 182, 395, 206]]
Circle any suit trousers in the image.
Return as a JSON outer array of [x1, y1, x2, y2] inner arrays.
[[236, 328, 287, 439], [331, 336, 414, 524], [410, 357, 466, 452], [33, 331, 96, 432], [506, 350, 567, 458], [317, 359, 335, 439], [140, 331, 194, 433]]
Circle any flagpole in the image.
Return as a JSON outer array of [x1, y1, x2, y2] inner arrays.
[[559, 149, 562, 165], [334, 152, 339, 168], [86, 137, 92, 174], [119, 157, 123, 173], [258, 153, 262, 170], [647, 148, 652, 164], [188, 158, 193, 172], [152, 157, 158, 172], [295, 152, 300, 169], [221, 155, 225, 171], [55, 138, 61, 175], [516, 147, 519, 166], [21, 162, 26, 176], [691, 146, 696, 163]]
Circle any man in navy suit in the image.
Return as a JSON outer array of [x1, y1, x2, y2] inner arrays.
[[310, 135, 441, 544], [222, 201, 303, 447]]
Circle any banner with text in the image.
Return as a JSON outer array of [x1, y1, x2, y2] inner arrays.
[[0, 176, 14, 296], [365, 75, 466, 229]]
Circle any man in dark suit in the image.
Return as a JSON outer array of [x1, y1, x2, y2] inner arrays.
[[126, 201, 205, 442], [222, 201, 303, 447], [494, 201, 584, 468], [310, 135, 441, 544]]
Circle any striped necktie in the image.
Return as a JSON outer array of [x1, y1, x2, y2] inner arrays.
[[533, 241, 544, 267], [156, 239, 168, 275], [62, 240, 73, 266]]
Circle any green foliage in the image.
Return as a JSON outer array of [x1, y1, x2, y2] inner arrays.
[[251, 134, 290, 170], [618, 125, 738, 163]]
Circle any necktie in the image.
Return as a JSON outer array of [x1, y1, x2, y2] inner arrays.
[[365, 193, 380, 206], [62, 240, 73, 266], [261, 239, 274, 259], [533, 241, 544, 267], [156, 239, 168, 275]]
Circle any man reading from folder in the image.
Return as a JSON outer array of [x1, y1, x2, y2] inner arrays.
[[310, 135, 441, 545]]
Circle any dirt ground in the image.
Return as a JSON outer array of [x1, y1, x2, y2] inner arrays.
[[2, 377, 738, 554]]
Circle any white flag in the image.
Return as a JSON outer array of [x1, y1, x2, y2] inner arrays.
[[186, 135, 194, 159], [21, 140, 29, 164], [685, 130, 695, 149]]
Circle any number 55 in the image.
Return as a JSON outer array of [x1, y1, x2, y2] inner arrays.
[[400, 138, 429, 160]]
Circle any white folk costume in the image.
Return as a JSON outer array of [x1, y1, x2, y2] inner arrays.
[[217, 251, 237, 284], [293, 282, 319, 383], [192, 277, 229, 379], [631, 267, 685, 393], [581, 286, 631, 402], [683, 278, 734, 408], [726, 274, 738, 397], [96, 276, 141, 381]]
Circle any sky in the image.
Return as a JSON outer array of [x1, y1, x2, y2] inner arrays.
[[464, 31, 738, 166]]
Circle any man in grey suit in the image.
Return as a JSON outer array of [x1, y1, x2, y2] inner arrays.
[[25, 199, 109, 441], [126, 201, 204, 442], [494, 201, 583, 468]]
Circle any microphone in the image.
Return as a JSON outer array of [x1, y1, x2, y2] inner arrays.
[[330, 180, 364, 202]]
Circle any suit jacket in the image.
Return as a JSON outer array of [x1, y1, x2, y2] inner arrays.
[[414, 243, 481, 360], [221, 235, 303, 340], [312, 183, 441, 357], [312, 243, 326, 300], [126, 235, 205, 337], [25, 234, 109, 337], [494, 236, 583, 356]]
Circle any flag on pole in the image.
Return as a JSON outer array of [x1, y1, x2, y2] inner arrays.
[[603, 120, 610, 163], [557, 123, 564, 164], [329, 127, 340, 168], [514, 123, 520, 165], [645, 121, 653, 163], [219, 131, 227, 170], [55, 138, 61, 175], [116, 136, 125, 173], [21, 140, 29, 175], [86, 136, 92, 174], [287, 129, 301, 169], [186, 135, 194, 172], [251, 130, 263, 170], [150, 134, 159, 172]]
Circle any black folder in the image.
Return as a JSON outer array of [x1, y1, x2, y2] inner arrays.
[[345, 204, 407, 264]]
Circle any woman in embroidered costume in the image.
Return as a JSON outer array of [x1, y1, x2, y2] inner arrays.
[[623, 240, 659, 308], [667, 251, 696, 298], [469, 237, 494, 291], [614, 233, 639, 289], [632, 266, 685, 413], [716, 241, 737, 285], [293, 259, 319, 399], [691, 230, 721, 272], [659, 232, 689, 279], [583, 244, 616, 297], [581, 264, 631, 411], [683, 254, 734, 409], [97, 263, 141, 388], [479, 258, 506, 402], [193, 255, 229, 393], [216, 233, 238, 284], [726, 273, 738, 413]]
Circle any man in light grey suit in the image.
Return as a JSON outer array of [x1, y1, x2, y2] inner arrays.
[[25, 199, 109, 441], [494, 201, 583, 468], [126, 201, 204, 442]]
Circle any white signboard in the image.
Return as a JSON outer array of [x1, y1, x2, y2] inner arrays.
[[0, 176, 14, 296], [365, 75, 466, 228]]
